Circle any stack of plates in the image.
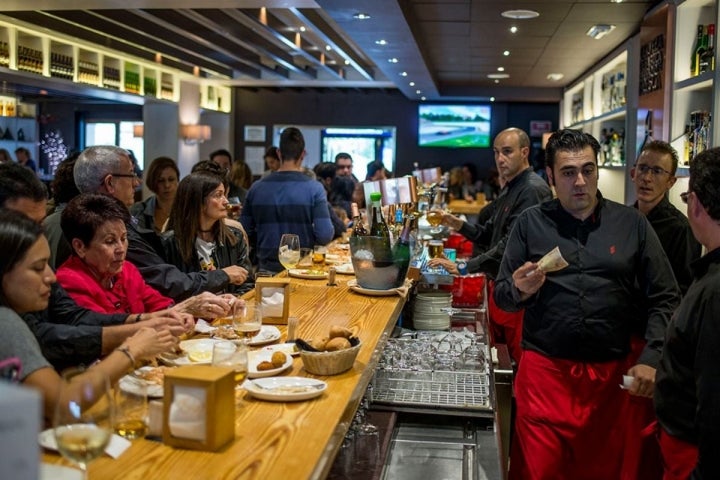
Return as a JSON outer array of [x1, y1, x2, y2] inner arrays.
[[413, 292, 452, 330]]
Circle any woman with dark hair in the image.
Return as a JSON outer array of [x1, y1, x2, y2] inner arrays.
[[57, 193, 175, 315], [130, 156, 179, 233], [163, 172, 252, 294], [329, 174, 355, 218], [0, 208, 175, 421]]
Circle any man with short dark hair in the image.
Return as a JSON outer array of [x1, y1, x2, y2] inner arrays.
[[494, 129, 680, 479], [632, 141, 701, 294], [209, 148, 233, 171], [15, 146, 37, 173], [655, 147, 720, 479], [241, 127, 334, 273]]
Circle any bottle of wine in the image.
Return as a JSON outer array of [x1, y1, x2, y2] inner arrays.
[[369, 192, 390, 239], [393, 215, 414, 265], [700, 24, 715, 74], [691, 24, 705, 77], [351, 202, 367, 237]]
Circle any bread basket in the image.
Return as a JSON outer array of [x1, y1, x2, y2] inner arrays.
[[300, 341, 361, 376]]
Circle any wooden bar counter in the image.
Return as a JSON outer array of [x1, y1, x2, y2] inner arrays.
[[42, 273, 406, 479], [446, 199, 488, 216]]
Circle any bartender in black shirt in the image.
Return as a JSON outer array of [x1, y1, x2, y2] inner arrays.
[[494, 129, 680, 480]]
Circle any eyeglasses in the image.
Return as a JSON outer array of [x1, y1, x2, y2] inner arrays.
[[680, 191, 690, 204], [111, 173, 140, 181], [635, 164, 672, 177]]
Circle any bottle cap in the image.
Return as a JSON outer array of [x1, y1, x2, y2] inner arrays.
[[370, 192, 382, 202]]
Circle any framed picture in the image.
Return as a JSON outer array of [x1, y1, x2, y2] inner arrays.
[[244, 125, 266, 142]]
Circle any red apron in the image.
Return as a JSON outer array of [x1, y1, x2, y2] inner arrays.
[[487, 280, 524, 364], [658, 426, 699, 480]]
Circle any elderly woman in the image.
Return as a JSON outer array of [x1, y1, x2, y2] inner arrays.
[[57, 193, 176, 315], [130, 156, 179, 233], [0, 209, 175, 421], [163, 172, 252, 294]]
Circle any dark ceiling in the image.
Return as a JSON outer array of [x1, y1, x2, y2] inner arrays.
[[0, 0, 662, 103]]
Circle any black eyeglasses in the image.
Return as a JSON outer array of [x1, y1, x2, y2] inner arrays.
[[635, 164, 672, 176], [680, 191, 690, 204], [111, 173, 139, 180]]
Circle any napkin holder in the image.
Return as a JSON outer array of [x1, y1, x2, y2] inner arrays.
[[163, 365, 235, 451], [255, 277, 290, 325]]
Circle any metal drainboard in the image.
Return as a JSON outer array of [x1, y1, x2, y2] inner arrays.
[[372, 369, 491, 411]]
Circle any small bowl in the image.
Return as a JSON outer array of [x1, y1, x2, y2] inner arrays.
[[299, 341, 361, 376]]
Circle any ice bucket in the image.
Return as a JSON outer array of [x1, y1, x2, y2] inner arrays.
[[350, 236, 410, 290]]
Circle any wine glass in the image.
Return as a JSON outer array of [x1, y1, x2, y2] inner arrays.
[[425, 204, 444, 234], [278, 234, 301, 271], [232, 302, 262, 345], [54, 368, 114, 480]]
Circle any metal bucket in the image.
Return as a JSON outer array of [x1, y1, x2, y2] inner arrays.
[[350, 236, 410, 290]]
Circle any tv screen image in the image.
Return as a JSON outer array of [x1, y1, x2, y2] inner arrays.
[[418, 104, 492, 148]]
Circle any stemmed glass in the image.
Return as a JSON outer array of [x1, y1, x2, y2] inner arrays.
[[54, 368, 114, 480], [425, 201, 445, 234], [278, 234, 301, 272], [232, 302, 262, 345]]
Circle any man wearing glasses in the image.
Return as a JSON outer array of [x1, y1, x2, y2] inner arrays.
[[655, 147, 720, 479], [494, 129, 679, 479], [632, 141, 701, 294]]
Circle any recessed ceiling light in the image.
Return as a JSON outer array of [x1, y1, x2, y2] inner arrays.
[[400, 71, 407, 77], [488, 73, 510, 79], [353, 13, 371, 20], [586, 24, 616, 40], [547, 73, 564, 81], [494, 79, 500, 84], [510, 26, 518, 34], [409, 81, 415, 86], [610, 0, 623, 3], [421, 96, 426, 101], [497, 67, 505, 72], [490, 97, 496, 102], [388, 58, 398, 63], [501, 9, 539, 20], [375, 39, 387, 45], [325, 45, 331, 51], [344, 60, 350, 65], [299, 26, 306, 32], [416, 90, 421, 94], [503, 50, 510, 56]]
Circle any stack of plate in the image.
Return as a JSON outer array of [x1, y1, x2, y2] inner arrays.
[[413, 292, 452, 330]]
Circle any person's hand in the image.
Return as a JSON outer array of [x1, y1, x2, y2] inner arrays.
[[512, 262, 546, 301], [440, 213, 464, 231], [222, 265, 249, 285], [142, 313, 194, 337], [627, 364, 656, 398], [176, 292, 234, 319], [427, 257, 459, 275], [123, 327, 177, 360]]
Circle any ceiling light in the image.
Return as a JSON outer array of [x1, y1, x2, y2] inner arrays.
[[299, 26, 306, 32], [503, 50, 510, 56], [409, 81, 415, 86], [510, 26, 518, 33], [388, 58, 398, 63], [494, 80, 500, 84], [586, 24, 616, 40], [497, 67, 505, 72], [375, 39, 387, 45], [547, 73, 564, 81], [490, 97, 496, 102], [610, 0, 623, 3], [487, 73, 510, 79], [353, 13, 371, 20], [501, 9, 540, 20], [416, 90, 421, 94], [421, 96, 426, 101], [400, 71, 407, 77], [325, 45, 331, 51], [344, 60, 350, 65]]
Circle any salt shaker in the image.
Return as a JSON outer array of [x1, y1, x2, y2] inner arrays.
[[327, 266, 337, 286]]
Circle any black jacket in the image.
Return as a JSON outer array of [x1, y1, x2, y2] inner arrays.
[[494, 193, 680, 367], [461, 167, 552, 278], [161, 226, 253, 295]]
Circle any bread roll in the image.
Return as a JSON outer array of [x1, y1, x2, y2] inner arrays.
[[325, 337, 351, 351], [329, 325, 353, 339]]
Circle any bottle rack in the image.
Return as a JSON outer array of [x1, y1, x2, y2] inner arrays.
[[0, 95, 38, 163], [0, 16, 230, 112]]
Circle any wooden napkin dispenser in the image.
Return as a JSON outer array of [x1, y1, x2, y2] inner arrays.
[[162, 365, 235, 451], [255, 277, 290, 325]]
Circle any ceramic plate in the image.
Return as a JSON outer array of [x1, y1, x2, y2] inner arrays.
[[118, 366, 168, 398], [335, 263, 355, 275], [260, 342, 300, 357], [347, 279, 398, 296], [247, 349, 294, 379], [244, 376, 327, 402], [211, 325, 281, 346], [159, 338, 235, 365], [40, 463, 83, 480], [288, 268, 328, 280]]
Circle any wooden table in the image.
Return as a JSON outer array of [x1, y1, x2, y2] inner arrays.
[[447, 199, 488, 216], [42, 273, 406, 480]]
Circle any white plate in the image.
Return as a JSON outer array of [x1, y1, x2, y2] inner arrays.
[[248, 349, 294, 378], [248, 325, 282, 346], [40, 463, 83, 480], [261, 342, 300, 357], [288, 268, 329, 280], [118, 366, 166, 398], [244, 376, 327, 402], [335, 263, 355, 275], [159, 338, 235, 366], [347, 279, 398, 296]]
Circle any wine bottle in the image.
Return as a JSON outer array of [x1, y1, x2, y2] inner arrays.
[[393, 215, 413, 265], [351, 202, 367, 237], [700, 24, 715, 74], [369, 192, 390, 239], [691, 25, 704, 77]]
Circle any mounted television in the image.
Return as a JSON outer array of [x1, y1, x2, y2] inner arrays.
[[418, 104, 492, 148]]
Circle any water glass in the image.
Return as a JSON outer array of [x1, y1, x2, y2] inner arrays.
[[114, 384, 148, 440]]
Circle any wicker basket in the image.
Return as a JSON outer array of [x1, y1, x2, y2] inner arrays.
[[300, 341, 362, 375]]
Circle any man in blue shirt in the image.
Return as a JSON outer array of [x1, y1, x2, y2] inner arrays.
[[241, 127, 334, 273]]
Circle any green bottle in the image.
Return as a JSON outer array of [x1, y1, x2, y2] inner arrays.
[[369, 192, 390, 239]]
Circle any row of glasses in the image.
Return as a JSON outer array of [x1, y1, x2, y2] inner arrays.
[[278, 233, 327, 270]]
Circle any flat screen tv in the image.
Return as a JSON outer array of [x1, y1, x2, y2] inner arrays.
[[418, 104, 492, 148]]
